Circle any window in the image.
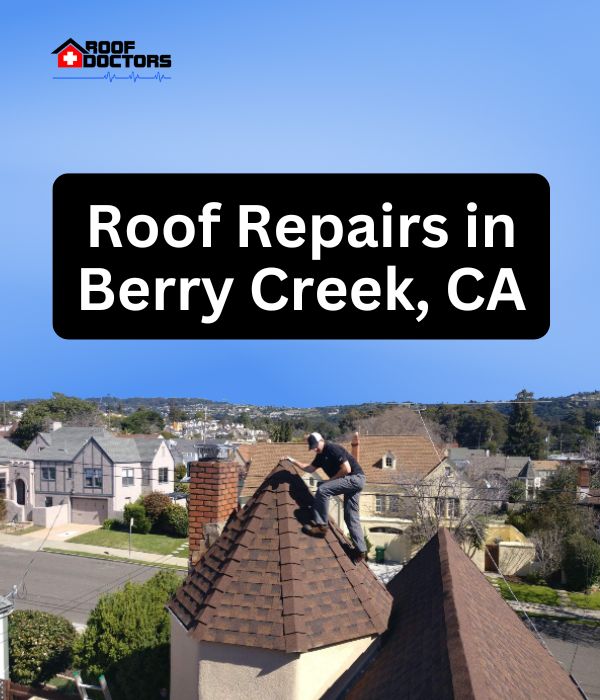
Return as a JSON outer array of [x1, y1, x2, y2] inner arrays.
[[122, 468, 134, 487], [44, 496, 53, 507], [435, 497, 460, 519], [0, 474, 6, 496], [447, 498, 460, 518], [142, 467, 150, 486], [383, 452, 396, 469], [158, 468, 169, 484], [375, 495, 400, 513], [84, 468, 102, 489], [66, 467, 73, 480], [41, 466, 56, 481]]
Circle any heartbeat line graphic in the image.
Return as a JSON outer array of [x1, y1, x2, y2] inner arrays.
[[53, 71, 171, 83]]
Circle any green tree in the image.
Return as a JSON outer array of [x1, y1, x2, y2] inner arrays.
[[9, 610, 76, 686], [504, 390, 545, 458], [168, 403, 187, 423], [563, 534, 600, 591], [12, 393, 100, 448], [74, 571, 180, 700], [120, 408, 165, 434]]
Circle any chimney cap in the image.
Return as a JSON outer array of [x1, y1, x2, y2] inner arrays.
[[194, 442, 234, 461]]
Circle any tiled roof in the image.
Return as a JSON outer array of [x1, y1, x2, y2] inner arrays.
[[345, 529, 581, 700], [0, 438, 27, 460], [169, 461, 392, 653], [239, 436, 441, 497]]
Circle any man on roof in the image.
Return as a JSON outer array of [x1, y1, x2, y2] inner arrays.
[[287, 432, 367, 562]]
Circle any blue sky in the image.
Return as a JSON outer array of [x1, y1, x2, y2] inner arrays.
[[1, 2, 598, 406]]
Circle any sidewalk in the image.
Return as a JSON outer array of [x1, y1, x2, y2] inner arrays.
[[0, 526, 188, 568]]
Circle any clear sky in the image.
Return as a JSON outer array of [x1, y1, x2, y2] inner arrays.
[[1, 2, 598, 406]]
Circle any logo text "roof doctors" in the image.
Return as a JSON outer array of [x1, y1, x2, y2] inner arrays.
[[52, 39, 171, 69]]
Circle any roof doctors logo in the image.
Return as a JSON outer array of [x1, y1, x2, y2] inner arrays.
[[51, 38, 172, 83]]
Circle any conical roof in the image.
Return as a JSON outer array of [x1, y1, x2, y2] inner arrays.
[[169, 461, 392, 653]]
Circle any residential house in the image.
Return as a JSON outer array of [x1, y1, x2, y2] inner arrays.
[[0, 438, 33, 521], [168, 459, 581, 700], [25, 426, 174, 524]]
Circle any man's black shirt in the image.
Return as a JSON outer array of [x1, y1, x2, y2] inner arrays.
[[312, 442, 365, 479]]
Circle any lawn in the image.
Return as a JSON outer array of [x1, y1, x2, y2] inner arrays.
[[494, 579, 561, 606], [567, 591, 600, 610], [66, 528, 187, 555]]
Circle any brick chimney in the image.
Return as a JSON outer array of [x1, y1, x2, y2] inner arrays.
[[577, 465, 590, 501], [351, 431, 360, 462], [188, 460, 238, 567]]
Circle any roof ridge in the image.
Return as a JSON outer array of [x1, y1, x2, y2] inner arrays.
[[437, 529, 479, 700]]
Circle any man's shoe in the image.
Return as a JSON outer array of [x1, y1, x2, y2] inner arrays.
[[350, 548, 368, 563], [302, 523, 327, 538]]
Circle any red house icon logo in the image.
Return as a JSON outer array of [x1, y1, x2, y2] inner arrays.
[[51, 38, 88, 68]]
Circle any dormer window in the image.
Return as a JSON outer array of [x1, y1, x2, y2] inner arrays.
[[383, 452, 396, 469]]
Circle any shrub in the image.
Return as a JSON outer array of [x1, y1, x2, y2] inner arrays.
[[159, 503, 188, 537], [142, 492, 172, 526], [9, 610, 76, 686], [174, 463, 187, 481], [102, 518, 121, 531], [0, 496, 6, 522], [123, 502, 151, 534], [73, 570, 181, 700], [563, 534, 600, 591]]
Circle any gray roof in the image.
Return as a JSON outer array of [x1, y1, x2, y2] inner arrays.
[[26, 426, 109, 460], [0, 438, 28, 460], [132, 437, 164, 462], [166, 439, 200, 465], [451, 454, 530, 481], [518, 461, 536, 479], [94, 436, 140, 463]]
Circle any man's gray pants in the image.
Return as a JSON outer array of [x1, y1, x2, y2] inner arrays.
[[313, 473, 367, 552]]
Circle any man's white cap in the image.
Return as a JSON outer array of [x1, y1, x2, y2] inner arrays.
[[307, 432, 324, 450]]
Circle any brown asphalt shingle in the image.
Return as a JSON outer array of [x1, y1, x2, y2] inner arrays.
[[345, 529, 581, 700], [239, 436, 441, 497], [169, 461, 392, 653]]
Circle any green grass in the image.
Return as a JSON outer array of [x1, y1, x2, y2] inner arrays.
[[567, 591, 600, 610], [43, 547, 187, 570], [66, 528, 187, 555], [494, 578, 561, 606]]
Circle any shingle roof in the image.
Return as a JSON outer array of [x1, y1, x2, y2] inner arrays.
[[0, 438, 27, 460], [169, 461, 392, 653], [518, 461, 536, 479], [26, 426, 109, 460], [94, 436, 140, 463], [239, 436, 441, 497], [132, 437, 164, 462], [345, 528, 581, 700]]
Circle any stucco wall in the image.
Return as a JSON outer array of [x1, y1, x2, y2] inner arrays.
[[111, 462, 143, 516], [170, 614, 375, 700], [32, 502, 70, 527]]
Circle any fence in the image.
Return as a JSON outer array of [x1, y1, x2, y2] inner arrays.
[[0, 679, 72, 700]]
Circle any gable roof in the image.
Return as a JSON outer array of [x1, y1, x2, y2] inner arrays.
[[132, 436, 164, 462], [239, 435, 441, 497], [344, 528, 581, 700], [0, 438, 27, 460], [51, 38, 88, 54], [518, 460, 536, 479], [169, 461, 392, 653], [26, 427, 109, 461]]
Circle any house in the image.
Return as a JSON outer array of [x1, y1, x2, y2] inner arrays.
[[24, 426, 174, 524], [51, 38, 88, 69], [0, 438, 33, 521], [168, 458, 581, 700]]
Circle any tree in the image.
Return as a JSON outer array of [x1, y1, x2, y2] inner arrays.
[[168, 403, 187, 424], [120, 408, 165, 434], [142, 492, 172, 527], [74, 571, 180, 700], [9, 610, 76, 686], [269, 421, 293, 442], [563, 534, 600, 591], [504, 390, 545, 458], [12, 393, 101, 448]]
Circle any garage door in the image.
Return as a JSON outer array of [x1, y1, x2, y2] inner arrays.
[[71, 497, 108, 525]]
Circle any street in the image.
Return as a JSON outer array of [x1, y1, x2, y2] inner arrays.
[[0, 546, 183, 626]]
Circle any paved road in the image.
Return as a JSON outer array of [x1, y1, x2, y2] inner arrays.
[[0, 546, 183, 626]]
